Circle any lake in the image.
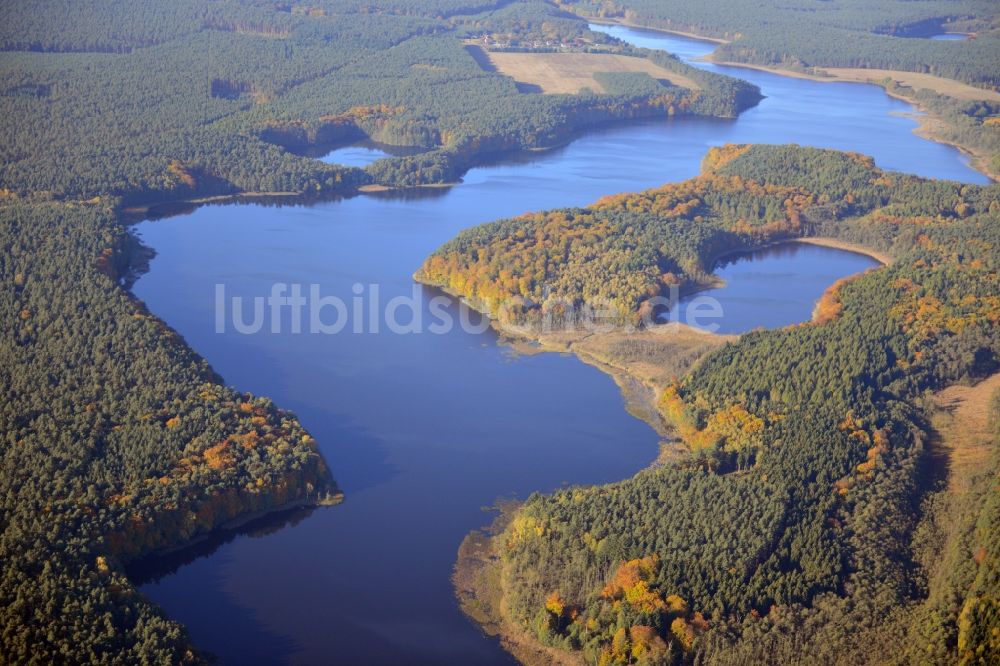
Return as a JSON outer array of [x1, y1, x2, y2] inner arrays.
[[667, 243, 881, 335], [130, 24, 987, 665], [319, 144, 392, 167], [318, 140, 428, 168]]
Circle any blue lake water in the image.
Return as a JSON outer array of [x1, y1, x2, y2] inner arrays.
[[319, 143, 395, 167], [668, 243, 880, 334], [311, 140, 425, 167], [130, 24, 988, 665], [590, 23, 987, 183]]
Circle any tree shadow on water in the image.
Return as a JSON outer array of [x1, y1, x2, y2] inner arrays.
[[127, 506, 316, 664]]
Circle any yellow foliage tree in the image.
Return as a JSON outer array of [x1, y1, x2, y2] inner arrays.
[[545, 591, 565, 617]]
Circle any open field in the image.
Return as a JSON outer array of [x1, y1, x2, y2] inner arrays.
[[483, 51, 699, 94]]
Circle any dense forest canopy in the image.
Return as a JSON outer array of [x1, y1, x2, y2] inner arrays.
[[0, 0, 758, 201], [423, 145, 1000, 664]]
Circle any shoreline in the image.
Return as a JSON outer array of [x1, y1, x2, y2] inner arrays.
[[21, 5, 997, 661], [587, 13, 997, 184], [454, 506, 586, 666], [794, 236, 894, 265], [119, 22, 977, 659], [704, 58, 998, 182], [132, 492, 344, 561], [498, 322, 725, 443], [414, 276, 726, 450], [588, 17, 730, 44], [419, 234, 890, 438], [706, 59, 1000, 104], [700, 236, 891, 276], [121, 190, 319, 220], [120, 53, 996, 228], [120, 181, 464, 221], [900, 106, 997, 182], [122, 110, 740, 223]]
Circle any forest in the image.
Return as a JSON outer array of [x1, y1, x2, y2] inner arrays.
[[423, 145, 1000, 664], [0, 0, 758, 201], [559, 0, 1000, 90]]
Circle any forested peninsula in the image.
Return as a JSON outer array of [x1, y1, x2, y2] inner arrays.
[[0, 1, 765, 660], [420, 144, 1000, 664]]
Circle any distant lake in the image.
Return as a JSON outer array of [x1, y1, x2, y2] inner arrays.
[[131, 24, 987, 665], [319, 144, 392, 167], [930, 33, 970, 41], [319, 141, 418, 167]]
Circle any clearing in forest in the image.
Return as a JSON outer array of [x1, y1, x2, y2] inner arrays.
[[482, 51, 699, 94], [932, 372, 1000, 493]]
